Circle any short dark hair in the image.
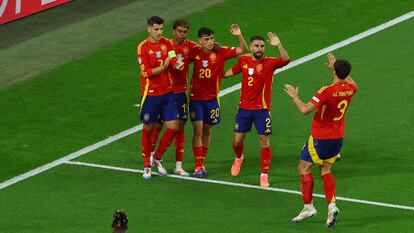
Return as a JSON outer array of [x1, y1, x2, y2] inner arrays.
[[173, 19, 190, 29], [112, 210, 128, 233], [198, 27, 214, 38], [147, 16, 164, 26], [250, 35, 265, 43], [334, 60, 352, 79]]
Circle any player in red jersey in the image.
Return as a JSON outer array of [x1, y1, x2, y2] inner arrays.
[[149, 19, 198, 177], [189, 25, 248, 177], [136, 16, 184, 179], [224, 33, 290, 187], [285, 53, 357, 227]]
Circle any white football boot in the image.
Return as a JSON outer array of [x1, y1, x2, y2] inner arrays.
[[291, 204, 317, 223]]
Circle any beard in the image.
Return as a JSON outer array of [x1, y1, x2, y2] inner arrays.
[[253, 52, 263, 60]]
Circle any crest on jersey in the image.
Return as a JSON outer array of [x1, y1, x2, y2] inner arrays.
[[177, 53, 183, 60], [248, 68, 254, 75], [210, 52, 216, 62], [256, 64, 263, 73], [161, 44, 167, 53], [183, 47, 189, 55], [144, 113, 150, 121], [156, 51, 162, 58], [202, 60, 209, 67]]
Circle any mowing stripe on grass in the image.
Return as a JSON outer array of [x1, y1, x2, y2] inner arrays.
[[65, 160, 414, 211], [1, 10, 413, 191]]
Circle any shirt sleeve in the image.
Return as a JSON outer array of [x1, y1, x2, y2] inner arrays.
[[270, 57, 290, 69], [224, 46, 238, 60], [137, 43, 152, 78], [231, 57, 242, 75], [310, 86, 330, 107]]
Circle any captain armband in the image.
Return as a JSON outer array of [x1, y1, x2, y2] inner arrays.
[[168, 50, 177, 58]]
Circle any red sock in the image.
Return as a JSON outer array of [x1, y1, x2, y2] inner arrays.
[[232, 142, 244, 159], [141, 128, 153, 167], [150, 127, 162, 152], [322, 172, 336, 204], [175, 129, 185, 162], [193, 146, 203, 168], [202, 146, 208, 165], [153, 128, 178, 160], [300, 173, 314, 204], [260, 147, 272, 174]]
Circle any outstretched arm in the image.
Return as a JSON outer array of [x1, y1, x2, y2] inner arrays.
[[230, 24, 248, 55], [267, 32, 289, 61], [284, 84, 316, 115], [224, 67, 234, 78]]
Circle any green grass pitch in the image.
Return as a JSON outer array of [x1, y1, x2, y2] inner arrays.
[[1, 0, 414, 232]]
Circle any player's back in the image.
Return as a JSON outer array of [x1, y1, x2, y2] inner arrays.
[[311, 81, 357, 139]]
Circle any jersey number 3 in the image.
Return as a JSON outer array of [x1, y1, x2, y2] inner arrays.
[[333, 100, 348, 121]]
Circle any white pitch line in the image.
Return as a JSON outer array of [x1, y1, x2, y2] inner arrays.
[[0, 125, 142, 190], [1, 10, 413, 191], [65, 160, 414, 211]]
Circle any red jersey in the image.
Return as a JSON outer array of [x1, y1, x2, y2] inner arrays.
[[169, 39, 198, 94], [189, 46, 238, 100], [136, 37, 177, 96], [310, 82, 358, 139], [231, 54, 289, 111]]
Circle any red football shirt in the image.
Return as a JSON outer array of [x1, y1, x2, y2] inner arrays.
[[136, 37, 177, 96], [310, 82, 358, 139], [189, 46, 238, 100], [169, 39, 198, 94], [231, 54, 289, 111]]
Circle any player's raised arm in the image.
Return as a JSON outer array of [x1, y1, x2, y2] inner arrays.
[[230, 24, 248, 55], [284, 84, 316, 115], [325, 52, 357, 87], [267, 32, 289, 61]]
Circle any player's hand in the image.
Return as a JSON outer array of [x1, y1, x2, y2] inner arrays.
[[230, 24, 242, 36], [324, 52, 336, 70], [175, 59, 184, 70], [162, 56, 171, 70], [284, 84, 299, 98], [267, 32, 281, 47]]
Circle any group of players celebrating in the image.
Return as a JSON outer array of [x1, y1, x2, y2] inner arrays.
[[136, 16, 357, 228]]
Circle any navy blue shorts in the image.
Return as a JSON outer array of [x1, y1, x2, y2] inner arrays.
[[140, 92, 178, 123], [234, 108, 272, 135], [189, 98, 220, 125], [174, 92, 188, 122], [300, 135, 343, 165]]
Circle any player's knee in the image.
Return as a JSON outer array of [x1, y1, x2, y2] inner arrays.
[[258, 136, 270, 147]]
